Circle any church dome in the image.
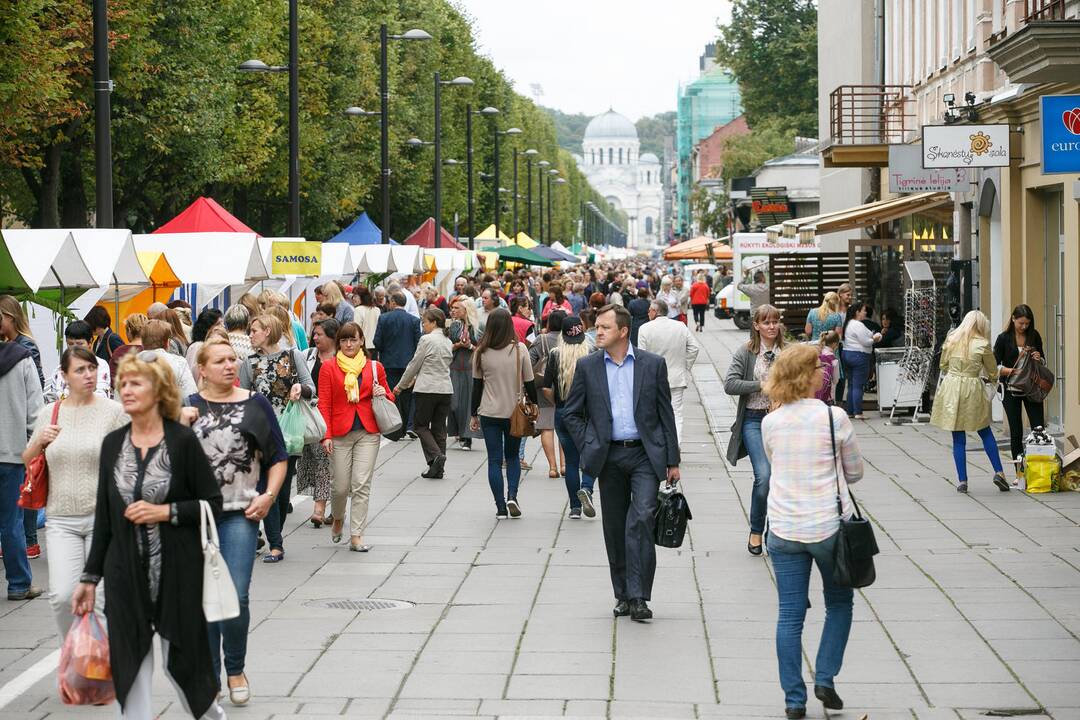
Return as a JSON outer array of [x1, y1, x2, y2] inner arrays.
[[584, 110, 638, 141], [639, 152, 660, 164]]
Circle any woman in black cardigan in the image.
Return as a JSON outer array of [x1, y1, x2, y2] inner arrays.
[[993, 304, 1046, 469], [73, 350, 225, 720]]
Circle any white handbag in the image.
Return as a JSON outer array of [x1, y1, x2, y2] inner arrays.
[[371, 361, 404, 436], [199, 500, 240, 623], [297, 398, 327, 445]]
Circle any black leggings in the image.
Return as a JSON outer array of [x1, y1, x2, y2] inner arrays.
[[1002, 392, 1045, 462], [692, 304, 707, 327]]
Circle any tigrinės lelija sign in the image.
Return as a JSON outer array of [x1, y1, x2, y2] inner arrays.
[[1040, 95, 1080, 175], [889, 144, 970, 193], [922, 124, 1010, 168]]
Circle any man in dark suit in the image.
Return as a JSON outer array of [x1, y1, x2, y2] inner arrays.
[[373, 291, 422, 436], [563, 304, 681, 622]]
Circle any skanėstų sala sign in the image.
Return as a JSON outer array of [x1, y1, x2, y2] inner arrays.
[[922, 124, 1010, 168], [1040, 95, 1080, 175]]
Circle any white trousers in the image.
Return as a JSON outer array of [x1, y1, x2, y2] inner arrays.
[[122, 638, 226, 720], [670, 386, 686, 444], [46, 514, 104, 642], [329, 428, 382, 537]]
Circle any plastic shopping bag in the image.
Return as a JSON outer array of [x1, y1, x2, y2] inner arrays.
[[1025, 455, 1058, 494], [279, 401, 307, 456], [59, 613, 115, 705]]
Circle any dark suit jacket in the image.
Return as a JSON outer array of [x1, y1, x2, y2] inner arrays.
[[373, 308, 421, 368], [562, 347, 680, 482]]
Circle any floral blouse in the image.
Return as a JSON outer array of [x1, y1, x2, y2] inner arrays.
[[241, 348, 314, 417], [113, 433, 171, 603]]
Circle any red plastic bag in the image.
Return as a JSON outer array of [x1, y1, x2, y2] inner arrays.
[[58, 613, 115, 705]]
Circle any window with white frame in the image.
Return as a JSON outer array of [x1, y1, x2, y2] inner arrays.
[[966, 0, 976, 50], [952, 0, 963, 60], [938, 1, 948, 68]]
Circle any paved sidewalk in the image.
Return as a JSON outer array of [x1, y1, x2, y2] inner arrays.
[[2, 320, 1078, 720]]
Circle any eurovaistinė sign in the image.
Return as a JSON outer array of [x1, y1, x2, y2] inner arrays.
[[922, 124, 1011, 168], [1040, 95, 1080, 175]]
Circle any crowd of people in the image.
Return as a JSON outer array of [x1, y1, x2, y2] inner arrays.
[[0, 256, 1051, 719]]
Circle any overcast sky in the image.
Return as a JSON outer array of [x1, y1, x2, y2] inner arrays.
[[453, 0, 730, 121]]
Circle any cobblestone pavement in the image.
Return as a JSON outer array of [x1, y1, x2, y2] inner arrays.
[[2, 320, 1079, 720]]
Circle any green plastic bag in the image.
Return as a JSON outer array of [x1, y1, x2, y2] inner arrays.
[[279, 402, 306, 456]]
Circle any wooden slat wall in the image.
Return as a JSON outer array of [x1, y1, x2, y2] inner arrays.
[[769, 252, 869, 334]]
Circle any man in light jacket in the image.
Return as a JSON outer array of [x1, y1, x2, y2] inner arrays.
[[637, 298, 700, 442], [0, 340, 43, 600]]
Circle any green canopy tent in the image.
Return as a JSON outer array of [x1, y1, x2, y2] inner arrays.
[[481, 244, 555, 267]]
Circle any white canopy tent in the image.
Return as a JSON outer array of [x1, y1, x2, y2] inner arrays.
[[66, 229, 151, 318], [133, 232, 268, 311], [353, 245, 393, 274], [0, 229, 96, 294]]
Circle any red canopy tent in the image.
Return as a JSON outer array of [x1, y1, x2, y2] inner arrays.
[[153, 196, 258, 234], [403, 218, 465, 250]]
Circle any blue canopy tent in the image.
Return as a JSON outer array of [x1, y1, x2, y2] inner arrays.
[[327, 212, 397, 245]]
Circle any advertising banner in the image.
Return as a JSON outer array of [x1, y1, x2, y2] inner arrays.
[[1040, 95, 1080, 175], [922, 124, 1010, 168], [889, 144, 970, 192], [271, 241, 322, 275]]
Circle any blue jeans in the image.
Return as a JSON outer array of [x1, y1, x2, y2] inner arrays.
[[23, 507, 38, 546], [742, 412, 771, 534], [768, 532, 854, 709], [843, 351, 871, 415], [554, 408, 594, 509], [207, 512, 258, 677], [0, 463, 32, 594], [264, 456, 297, 553], [480, 417, 521, 511]]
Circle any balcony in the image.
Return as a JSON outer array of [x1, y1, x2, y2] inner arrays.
[[823, 85, 913, 168], [987, 0, 1080, 83]]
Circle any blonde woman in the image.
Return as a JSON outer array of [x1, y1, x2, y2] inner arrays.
[[724, 304, 787, 555], [805, 292, 843, 341], [930, 310, 1008, 493], [761, 344, 864, 718], [320, 281, 354, 325], [447, 296, 480, 449], [260, 289, 308, 350], [0, 294, 44, 387], [541, 316, 597, 519]]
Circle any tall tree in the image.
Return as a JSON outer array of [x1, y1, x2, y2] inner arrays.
[[714, 0, 817, 137]]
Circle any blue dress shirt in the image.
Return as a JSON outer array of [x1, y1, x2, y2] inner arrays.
[[604, 344, 640, 441]]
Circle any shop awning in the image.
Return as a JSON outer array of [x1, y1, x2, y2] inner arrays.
[[662, 235, 732, 261], [766, 192, 952, 243]]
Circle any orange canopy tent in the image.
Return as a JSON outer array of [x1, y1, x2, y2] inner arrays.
[[97, 251, 182, 341], [662, 235, 733, 261]]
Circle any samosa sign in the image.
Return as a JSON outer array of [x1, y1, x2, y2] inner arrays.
[[271, 241, 322, 275]]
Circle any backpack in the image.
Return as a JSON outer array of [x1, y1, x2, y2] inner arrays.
[[1008, 350, 1055, 403], [654, 485, 692, 548]]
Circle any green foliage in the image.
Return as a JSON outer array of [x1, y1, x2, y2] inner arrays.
[[718, 117, 797, 184], [542, 106, 590, 154], [714, 0, 818, 137], [690, 184, 729, 238], [635, 112, 675, 159], [0, 0, 618, 246]]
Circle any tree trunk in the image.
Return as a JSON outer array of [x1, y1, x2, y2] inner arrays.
[[34, 143, 63, 228], [60, 138, 88, 227]]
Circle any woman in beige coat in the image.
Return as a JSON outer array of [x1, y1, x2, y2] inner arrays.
[[395, 307, 454, 479], [930, 310, 1008, 494]]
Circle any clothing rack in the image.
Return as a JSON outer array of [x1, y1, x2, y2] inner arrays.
[[889, 261, 936, 425]]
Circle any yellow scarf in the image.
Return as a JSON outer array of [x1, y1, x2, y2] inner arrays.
[[336, 351, 368, 403]]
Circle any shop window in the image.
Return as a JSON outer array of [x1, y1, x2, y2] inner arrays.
[[618, 148, 623, 164], [608, 148, 614, 165]]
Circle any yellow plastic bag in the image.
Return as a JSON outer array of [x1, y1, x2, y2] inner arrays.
[[1025, 455, 1058, 493]]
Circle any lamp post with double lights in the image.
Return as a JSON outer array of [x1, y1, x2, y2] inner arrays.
[[343, 25, 431, 244], [512, 148, 537, 238], [466, 106, 499, 249], [238, 0, 302, 235], [433, 74, 474, 244], [536, 160, 550, 244], [493, 126, 522, 240], [549, 175, 567, 245]]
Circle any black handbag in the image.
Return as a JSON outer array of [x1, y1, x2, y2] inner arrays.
[[828, 407, 878, 588], [654, 483, 692, 548]]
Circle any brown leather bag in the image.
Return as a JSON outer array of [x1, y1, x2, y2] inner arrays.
[[509, 343, 539, 438]]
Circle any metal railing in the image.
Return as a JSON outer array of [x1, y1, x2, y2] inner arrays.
[[1025, 0, 1067, 21], [829, 85, 913, 145]]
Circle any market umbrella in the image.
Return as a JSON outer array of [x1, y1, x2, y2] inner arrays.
[[531, 245, 579, 264], [482, 244, 554, 266]]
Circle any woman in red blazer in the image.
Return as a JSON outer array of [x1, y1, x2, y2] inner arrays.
[[317, 322, 394, 551]]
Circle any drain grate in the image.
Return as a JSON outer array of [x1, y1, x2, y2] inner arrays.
[[304, 598, 415, 611]]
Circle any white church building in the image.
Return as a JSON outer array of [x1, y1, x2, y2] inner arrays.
[[575, 109, 664, 248]]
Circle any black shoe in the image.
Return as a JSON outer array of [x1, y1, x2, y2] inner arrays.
[[421, 455, 446, 479], [405, 430, 418, 440], [460, 439, 472, 450], [506, 498, 521, 518], [568, 507, 582, 519], [495, 507, 509, 519], [957, 481, 968, 494], [629, 599, 652, 622], [814, 685, 843, 710], [577, 489, 596, 518], [613, 600, 631, 617], [993, 472, 1010, 492], [785, 707, 806, 719], [747, 533, 763, 556]]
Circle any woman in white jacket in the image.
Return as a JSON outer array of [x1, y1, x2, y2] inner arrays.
[[840, 302, 881, 419], [395, 308, 454, 479]]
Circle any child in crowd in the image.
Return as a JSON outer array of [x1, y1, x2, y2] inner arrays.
[[816, 330, 840, 405]]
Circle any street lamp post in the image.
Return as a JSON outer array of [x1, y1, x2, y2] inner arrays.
[[512, 148, 537, 239], [466, 106, 499, 249], [493, 126, 521, 239], [433, 74, 473, 247], [238, 0, 302, 235], [546, 169, 559, 246], [537, 160, 550, 244], [92, 0, 113, 228]]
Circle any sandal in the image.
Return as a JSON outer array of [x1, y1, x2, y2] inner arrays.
[[309, 514, 324, 529], [349, 543, 371, 553], [548, 469, 559, 479], [520, 460, 531, 470]]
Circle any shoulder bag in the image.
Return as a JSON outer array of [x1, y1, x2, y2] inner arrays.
[[1007, 349, 1055, 403], [19, 400, 61, 510], [510, 343, 539, 438], [827, 407, 878, 588], [199, 500, 240, 622], [370, 361, 404, 439]]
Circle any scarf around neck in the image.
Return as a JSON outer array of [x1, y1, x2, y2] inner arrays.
[[336, 351, 367, 403]]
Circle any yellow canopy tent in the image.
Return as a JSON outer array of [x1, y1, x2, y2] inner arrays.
[[475, 225, 513, 244], [662, 235, 733, 261], [97, 251, 181, 341], [512, 232, 538, 249]]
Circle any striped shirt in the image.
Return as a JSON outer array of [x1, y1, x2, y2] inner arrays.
[[762, 399, 864, 543]]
